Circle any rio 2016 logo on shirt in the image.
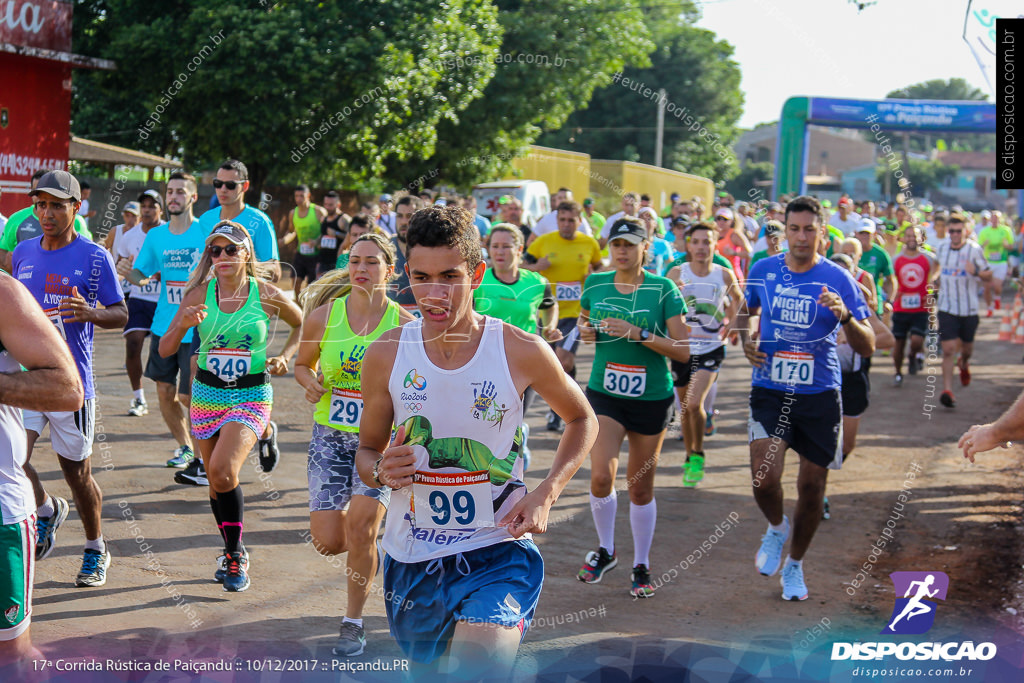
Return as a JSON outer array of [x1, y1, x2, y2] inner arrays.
[[882, 571, 949, 635], [404, 369, 427, 391]]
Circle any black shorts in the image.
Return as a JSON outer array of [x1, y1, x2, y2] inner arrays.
[[292, 253, 319, 282], [937, 312, 979, 343], [585, 388, 674, 436], [671, 346, 726, 387], [145, 334, 192, 395], [748, 386, 843, 469], [553, 317, 580, 355], [124, 298, 156, 335], [841, 370, 870, 418], [891, 312, 929, 339]]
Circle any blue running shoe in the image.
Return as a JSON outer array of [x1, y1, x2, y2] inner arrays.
[[781, 561, 809, 601], [222, 551, 250, 592], [755, 515, 789, 577], [76, 548, 111, 587], [35, 496, 70, 561]]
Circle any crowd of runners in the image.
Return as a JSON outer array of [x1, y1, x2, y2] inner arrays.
[[0, 164, 1020, 678]]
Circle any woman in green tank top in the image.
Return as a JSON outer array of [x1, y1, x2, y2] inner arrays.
[[159, 221, 302, 593], [474, 223, 561, 470], [294, 233, 414, 655]]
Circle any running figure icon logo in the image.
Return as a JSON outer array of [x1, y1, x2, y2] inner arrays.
[[882, 571, 949, 635]]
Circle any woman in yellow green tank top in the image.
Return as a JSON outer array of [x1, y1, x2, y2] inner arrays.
[[159, 221, 303, 593], [294, 233, 415, 655]]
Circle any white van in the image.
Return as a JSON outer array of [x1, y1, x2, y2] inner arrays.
[[472, 180, 550, 227]]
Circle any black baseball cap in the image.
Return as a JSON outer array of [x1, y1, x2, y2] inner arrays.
[[138, 189, 164, 208], [607, 218, 647, 244], [29, 170, 81, 201]]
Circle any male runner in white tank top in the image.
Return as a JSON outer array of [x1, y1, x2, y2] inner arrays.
[[0, 272, 83, 674], [357, 205, 597, 679]]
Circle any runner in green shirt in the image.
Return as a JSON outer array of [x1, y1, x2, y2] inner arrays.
[[575, 217, 689, 599], [749, 220, 785, 268], [583, 198, 606, 233], [855, 220, 895, 317], [977, 220, 1016, 316], [474, 224, 560, 469]]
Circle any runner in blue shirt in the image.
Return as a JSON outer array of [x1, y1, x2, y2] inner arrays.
[[12, 171, 127, 589], [736, 195, 874, 602], [123, 172, 206, 469]]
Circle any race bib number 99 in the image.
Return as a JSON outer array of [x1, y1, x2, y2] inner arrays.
[[770, 351, 813, 385], [412, 471, 494, 530], [329, 387, 363, 427], [603, 362, 647, 397], [207, 348, 252, 381], [555, 281, 582, 302]]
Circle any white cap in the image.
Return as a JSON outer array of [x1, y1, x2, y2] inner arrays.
[[857, 219, 876, 234]]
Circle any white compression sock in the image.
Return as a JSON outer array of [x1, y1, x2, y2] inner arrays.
[[630, 499, 657, 567], [589, 491, 617, 556]]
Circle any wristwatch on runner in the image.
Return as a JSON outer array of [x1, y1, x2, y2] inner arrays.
[[373, 456, 386, 488], [634, 328, 651, 342]]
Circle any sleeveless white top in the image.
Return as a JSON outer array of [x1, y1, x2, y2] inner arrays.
[[677, 263, 729, 355], [0, 344, 32, 525], [382, 316, 527, 563]]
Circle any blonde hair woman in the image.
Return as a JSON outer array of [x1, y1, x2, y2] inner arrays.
[[294, 233, 415, 655], [159, 221, 302, 592]]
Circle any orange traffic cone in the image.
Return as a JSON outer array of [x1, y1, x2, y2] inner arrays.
[[999, 312, 1013, 341], [1013, 316, 1024, 344]]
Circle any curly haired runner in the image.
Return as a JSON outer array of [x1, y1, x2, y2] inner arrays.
[[294, 234, 415, 656], [160, 221, 302, 592]]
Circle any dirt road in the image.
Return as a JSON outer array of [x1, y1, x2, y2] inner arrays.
[[21, 312, 1024, 682]]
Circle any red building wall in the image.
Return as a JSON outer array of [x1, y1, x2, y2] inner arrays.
[[0, 0, 74, 216]]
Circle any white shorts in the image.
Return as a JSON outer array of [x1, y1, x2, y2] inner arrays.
[[988, 261, 1009, 281], [23, 400, 95, 462]]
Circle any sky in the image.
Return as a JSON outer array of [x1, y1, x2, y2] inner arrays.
[[696, 0, 997, 129]]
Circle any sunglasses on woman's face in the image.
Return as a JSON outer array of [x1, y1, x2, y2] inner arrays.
[[208, 244, 241, 257], [212, 179, 243, 190]]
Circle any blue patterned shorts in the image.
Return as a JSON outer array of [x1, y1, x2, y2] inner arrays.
[[307, 422, 390, 512]]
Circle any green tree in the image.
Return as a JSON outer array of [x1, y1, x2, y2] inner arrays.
[[536, 6, 743, 183], [875, 158, 959, 198], [725, 162, 773, 199], [394, 0, 655, 190], [71, 0, 501, 192]]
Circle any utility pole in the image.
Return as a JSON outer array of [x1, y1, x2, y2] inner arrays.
[[655, 88, 666, 168]]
